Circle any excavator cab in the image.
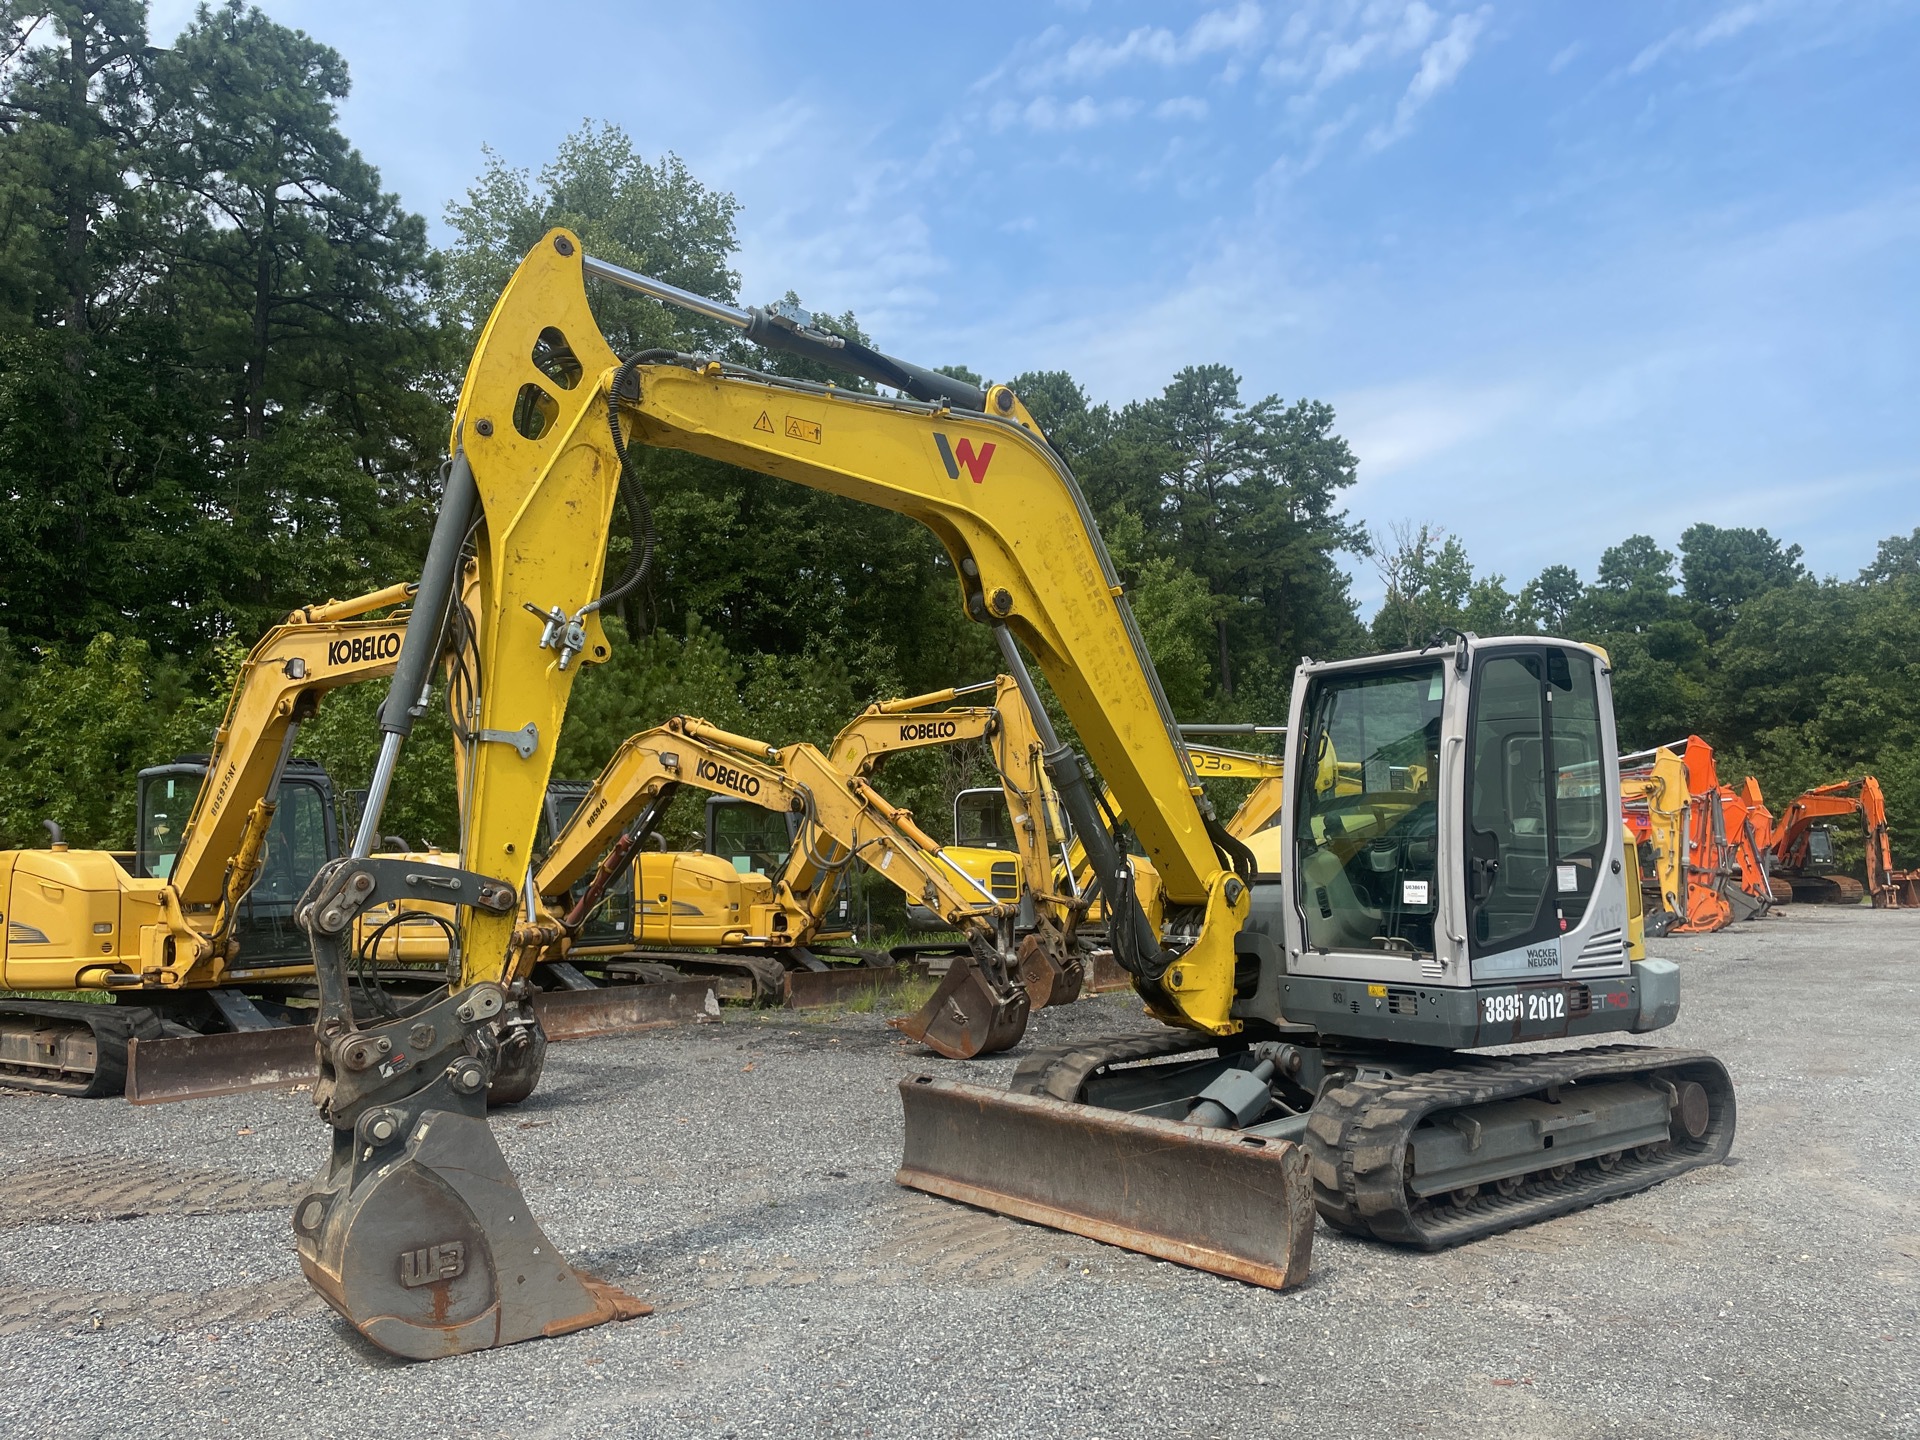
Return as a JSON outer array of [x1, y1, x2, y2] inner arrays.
[[950, 788, 1023, 903], [136, 756, 339, 965], [704, 795, 851, 932], [1805, 825, 1837, 869]]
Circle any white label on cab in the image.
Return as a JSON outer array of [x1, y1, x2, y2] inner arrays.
[[1557, 864, 1578, 893], [1402, 879, 1430, 905]]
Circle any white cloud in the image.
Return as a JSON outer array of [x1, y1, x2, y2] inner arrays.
[[1548, 41, 1583, 75], [1336, 377, 1534, 481], [1154, 96, 1210, 121], [1019, 95, 1142, 132], [1015, 4, 1265, 88], [1367, 7, 1491, 150], [1629, 2, 1772, 75]]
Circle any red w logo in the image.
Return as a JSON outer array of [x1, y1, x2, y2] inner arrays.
[[934, 433, 995, 484]]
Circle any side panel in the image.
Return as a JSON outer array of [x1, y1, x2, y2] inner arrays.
[[3, 851, 128, 989]]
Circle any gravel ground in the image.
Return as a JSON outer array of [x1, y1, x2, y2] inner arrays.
[[3, 905, 1917, 1439]]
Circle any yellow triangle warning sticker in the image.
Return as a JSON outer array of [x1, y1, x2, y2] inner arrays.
[[753, 411, 774, 433]]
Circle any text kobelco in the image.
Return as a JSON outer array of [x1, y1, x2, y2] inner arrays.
[[695, 756, 762, 797], [327, 632, 403, 667], [898, 720, 959, 741]]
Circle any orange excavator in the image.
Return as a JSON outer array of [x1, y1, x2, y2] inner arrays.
[[1620, 740, 1734, 934], [1716, 776, 1777, 918], [1765, 776, 1913, 906]]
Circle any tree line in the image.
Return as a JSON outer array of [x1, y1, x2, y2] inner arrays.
[[1, 2, 1913, 867]]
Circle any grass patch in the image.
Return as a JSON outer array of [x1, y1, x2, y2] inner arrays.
[[0, 989, 109, 1004], [884, 972, 940, 1017]]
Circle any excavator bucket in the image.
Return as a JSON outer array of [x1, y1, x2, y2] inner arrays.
[[889, 953, 1028, 1058], [294, 1102, 649, 1359], [1015, 934, 1060, 1010], [1016, 933, 1085, 1009], [895, 1076, 1314, 1288]]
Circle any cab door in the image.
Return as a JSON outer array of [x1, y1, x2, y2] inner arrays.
[[1462, 646, 1620, 980]]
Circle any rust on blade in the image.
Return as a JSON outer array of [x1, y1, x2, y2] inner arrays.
[[126, 1025, 317, 1105], [1082, 950, 1134, 995], [530, 979, 716, 1040], [895, 1075, 1313, 1290], [782, 962, 929, 1009]]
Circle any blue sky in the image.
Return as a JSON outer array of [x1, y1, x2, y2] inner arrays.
[[152, 1, 1920, 607]]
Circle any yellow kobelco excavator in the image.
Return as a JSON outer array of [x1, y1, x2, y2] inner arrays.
[[522, 713, 1065, 1002], [824, 675, 1085, 999], [0, 585, 450, 1097], [287, 232, 1735, 1358]]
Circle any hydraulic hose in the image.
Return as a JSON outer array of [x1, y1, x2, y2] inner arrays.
[[592, 352, 675, 616]]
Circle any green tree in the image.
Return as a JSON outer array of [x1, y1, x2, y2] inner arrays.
[[1678, 522, 1805, 640], [444, 121, 739, 351], [1520, 563, 1582, 633], [152, 1, 446, 627], [1369, 522, 1473, 649], [0, 632, 222, 846]]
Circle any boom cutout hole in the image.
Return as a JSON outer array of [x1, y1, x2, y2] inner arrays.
[[531, 327, 583, 390], [513, 382, 559, 441]]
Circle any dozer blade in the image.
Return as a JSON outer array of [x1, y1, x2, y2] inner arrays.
[[294, 1102, 649, 1359], [122, 980, 719, 1105], [888, 954, 1028, 1058], [529, 978, 717, 1040], [897, 1076, 1313, 1288], [127, 1025, 316, 1105]]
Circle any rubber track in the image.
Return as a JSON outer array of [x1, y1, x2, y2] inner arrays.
[[1009, 1030, 1228, 1102], [1302, 1044, 1736, 1249], [0, 1001, 166, 1098]]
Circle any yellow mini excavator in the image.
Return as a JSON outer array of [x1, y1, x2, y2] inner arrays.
[[522, 713, 1042, 1003], [0, 585, 442, 1097], [824, 675, 1085, 1001], [287, 233, 1735, 1358]]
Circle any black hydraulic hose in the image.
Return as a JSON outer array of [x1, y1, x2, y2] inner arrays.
[[594, 351, 685, 617], [1207, 814, 1258, 884]]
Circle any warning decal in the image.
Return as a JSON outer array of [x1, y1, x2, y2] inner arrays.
[[753, 411, 775, 433]]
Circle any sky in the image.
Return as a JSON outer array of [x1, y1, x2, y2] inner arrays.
[[150, 0, 1920, 608]]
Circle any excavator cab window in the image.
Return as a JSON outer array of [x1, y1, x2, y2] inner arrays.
[[954, 789, 1016, 851], [1292, 662, 1443, 958], [542, 785, 635, 943], [706, 796, 799, 877], [249, 782, 332, 910], [1806, 825, 1836, 868], [137, 768, 204, 880], [1464, 646, 1608, 957]]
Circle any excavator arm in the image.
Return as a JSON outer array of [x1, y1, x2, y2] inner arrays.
[[829, 676, 1086, 1001]]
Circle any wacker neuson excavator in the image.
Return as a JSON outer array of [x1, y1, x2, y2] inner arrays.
[[287, 231, 1735, 1358]]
